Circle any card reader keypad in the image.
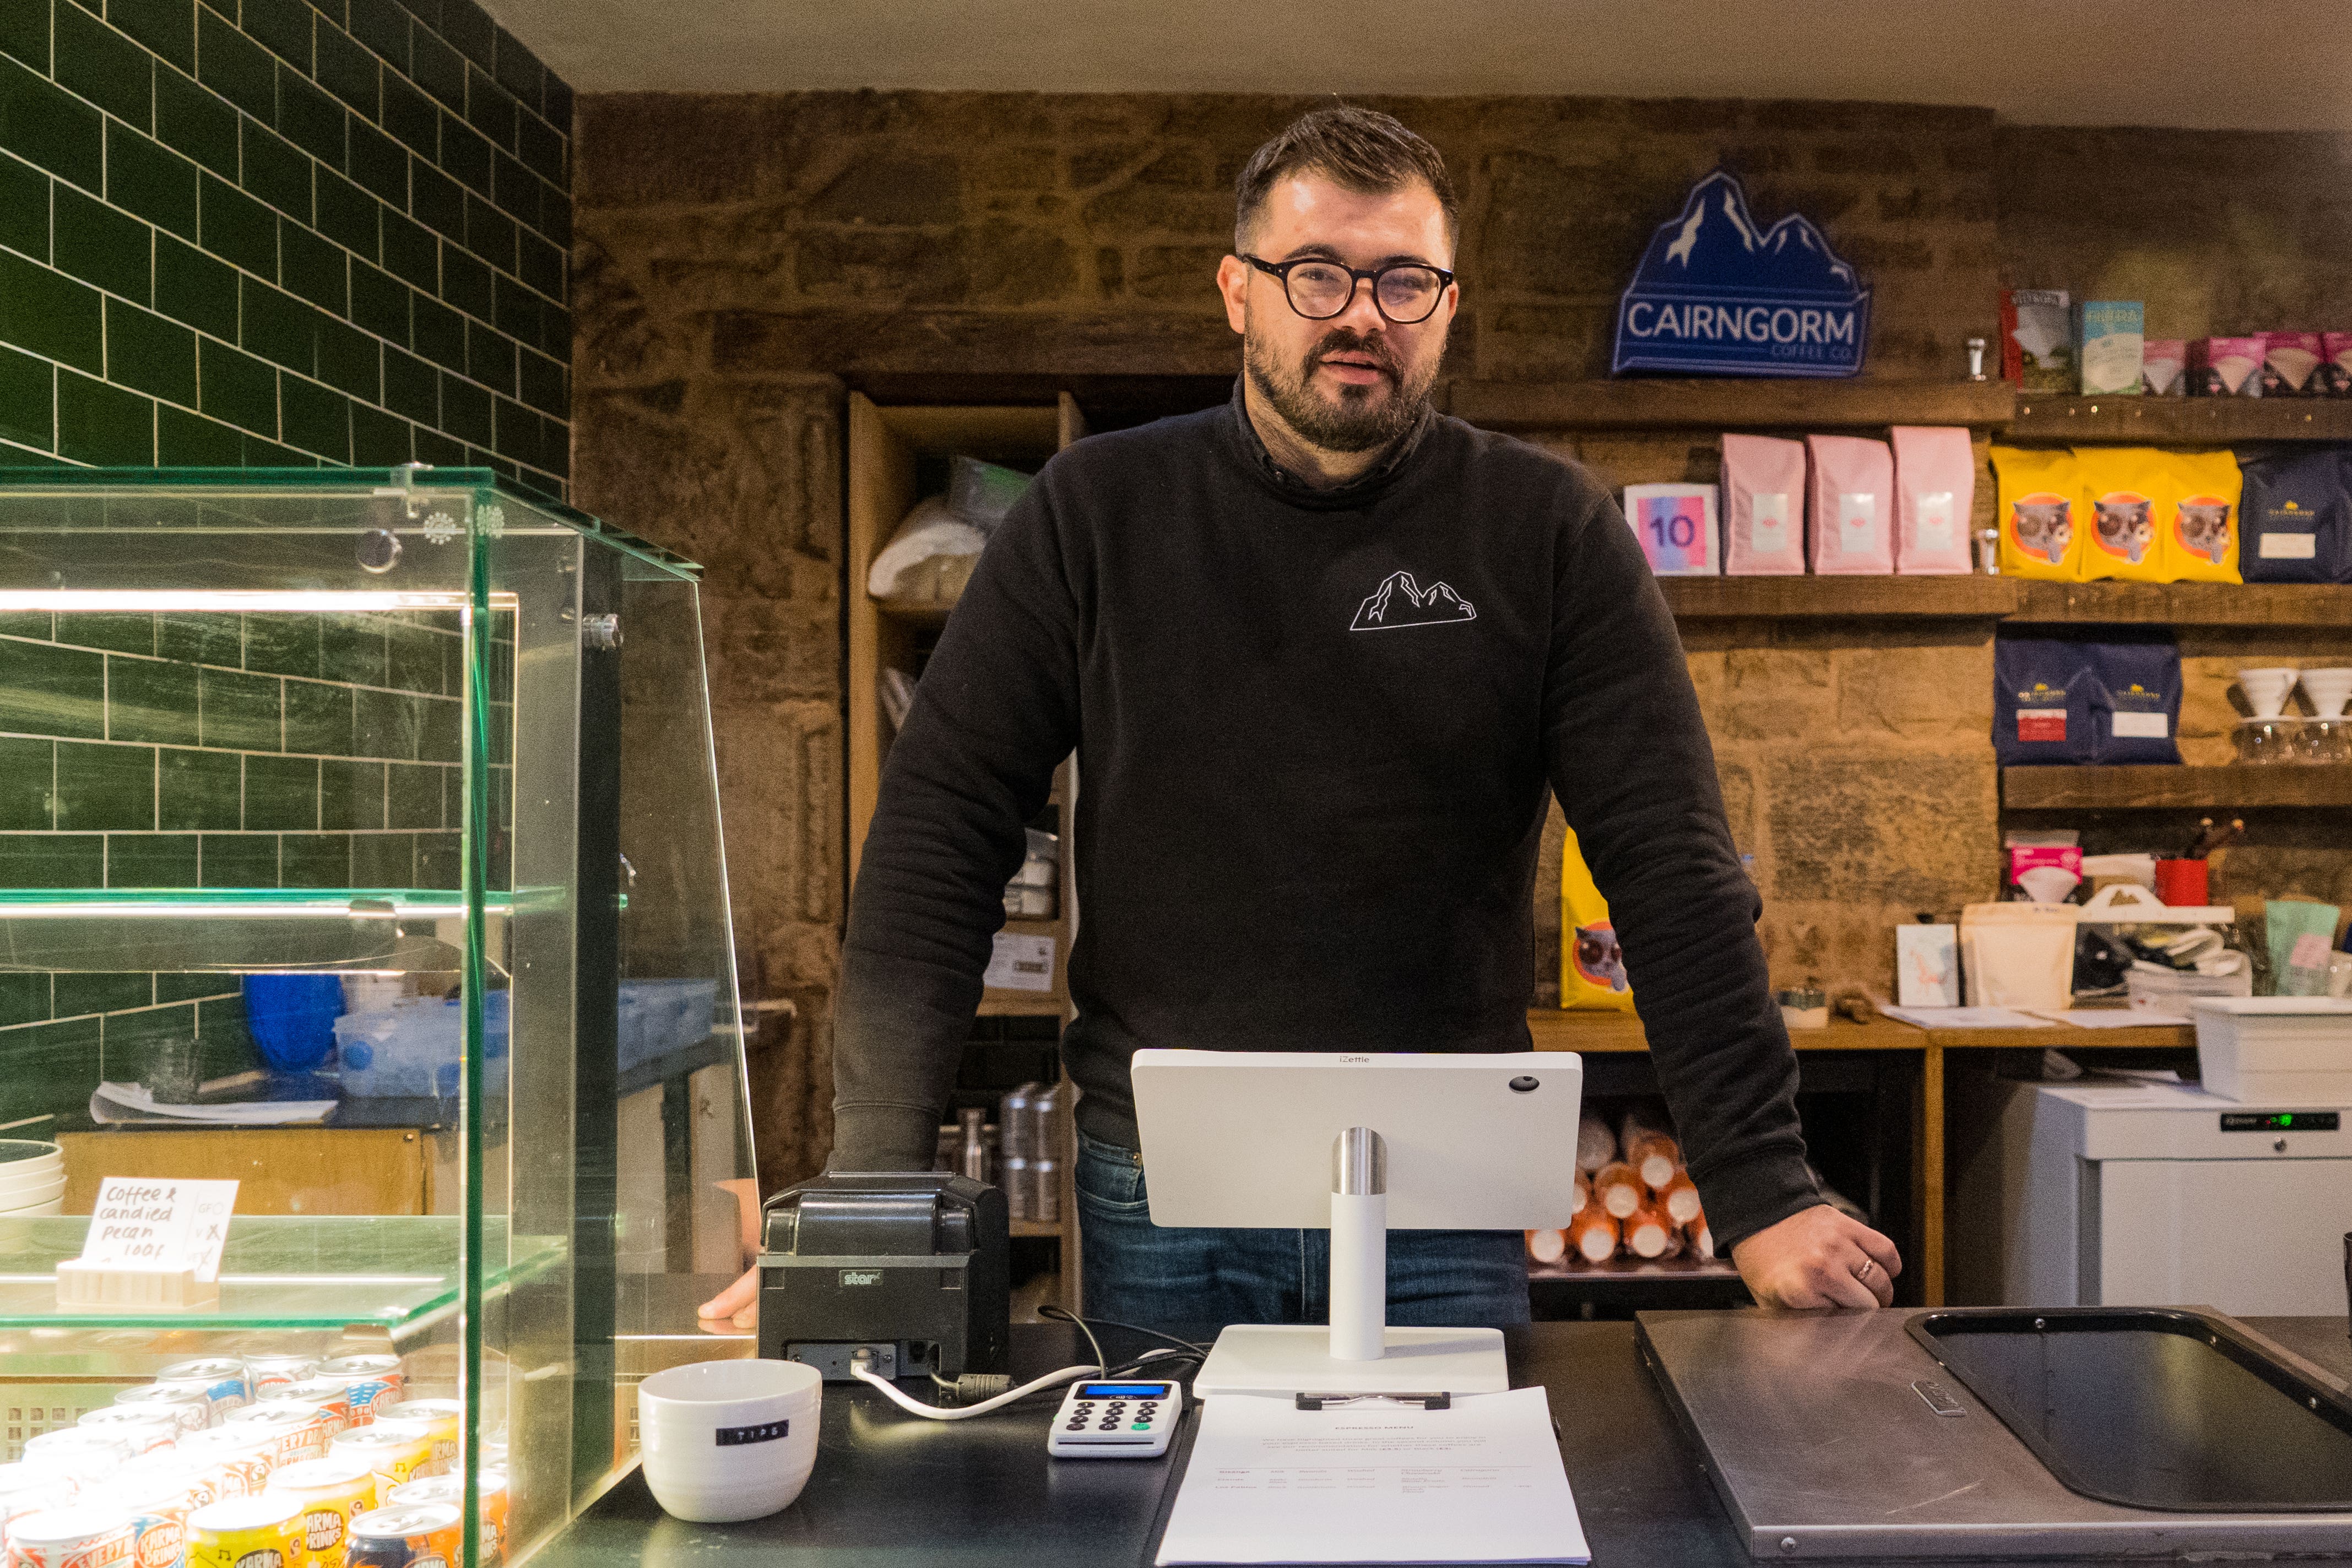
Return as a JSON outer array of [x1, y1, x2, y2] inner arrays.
[[1049, 1381, 1180, 1459]]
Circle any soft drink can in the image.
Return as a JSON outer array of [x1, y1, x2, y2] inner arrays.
[[263, 1456, 377, 1568], [184, 1496, 300, 1568], [3, 1507, 134, 1568], [155, 1361, 252, 1418], [174, 1430, 277, 1500], [312, 1361, 403, 1428], [278, 1382, 353, 1440], [386, 1470, 505, 1564], [73, 1408, 181, 1458], [20, 1430, 131, 1485], [324, 1427, 432, 1498], [240, 1358, 318, 1402], [225, 1404, 332, 1469], [367, 1405, 458, 1478], [344, 1506, 459, 1568], [111, 1385, 214, 1438], [118, 1470, 196, 1568]]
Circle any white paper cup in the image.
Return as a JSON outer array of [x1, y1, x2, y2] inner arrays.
[[636, 1359, 821, 1524]]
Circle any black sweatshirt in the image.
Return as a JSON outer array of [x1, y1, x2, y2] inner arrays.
[[832, 380, 1820, 1252]]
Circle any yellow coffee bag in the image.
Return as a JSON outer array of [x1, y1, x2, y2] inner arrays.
[[1561, 826, 1634, 1011], [2164, 448, 2243, 583], [1991, 446, 2084, 580], [2072, 446, 2174, 583]]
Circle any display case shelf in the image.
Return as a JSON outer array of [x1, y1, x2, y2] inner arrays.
[[0, 1216, 561, 1332], [2009, 394, 2352, 443], [2002, 764, 2352, 810], [0, 888, 520, 973]]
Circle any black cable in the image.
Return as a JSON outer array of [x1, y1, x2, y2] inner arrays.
[[1039, 1304, 1108, 1376], [1043, 1306, 1208, 1357], [1109, 1347, 1204, 1379]]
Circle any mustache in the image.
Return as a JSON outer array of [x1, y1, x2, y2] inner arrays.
[[1308, 328, 1399, 382]]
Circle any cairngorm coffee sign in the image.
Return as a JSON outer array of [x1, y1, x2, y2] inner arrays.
[[1612, 170, 1871, 378]]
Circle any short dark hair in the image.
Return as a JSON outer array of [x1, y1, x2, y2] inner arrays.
[[1233, 106, 1458, 254]]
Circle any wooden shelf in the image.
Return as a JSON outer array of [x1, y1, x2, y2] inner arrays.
[[1445, 377, 2015, 432], [2009, 394, 2352, 444], [1923, 1021, 2194, 1050], [1527, 1254, 1743, 1284], [2003, 764, 2352, 810], [1660, 576, 2016, 619], [1526, 1010, 1923, 1052], [2008, 580, 2352, 628], [1009, 1218, 1064, 1239], [872, 595, 955, 628]]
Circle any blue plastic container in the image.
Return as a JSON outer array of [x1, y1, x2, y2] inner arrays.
[[241, 975, 346, 1072]]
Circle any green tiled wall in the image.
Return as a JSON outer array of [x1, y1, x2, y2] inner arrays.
[[0, 606, 517, 1128], [0, 0, 571, 491]]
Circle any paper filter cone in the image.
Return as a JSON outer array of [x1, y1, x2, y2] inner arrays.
[[2238, 668, 2299, 719], [2017, 865, 2081, 905], [2299, 668, 2352, 719]]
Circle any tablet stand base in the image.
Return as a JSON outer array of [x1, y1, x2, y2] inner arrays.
[[1191, 1324, 1509, 1398]]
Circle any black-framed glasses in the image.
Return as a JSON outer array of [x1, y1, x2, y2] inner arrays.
[[1239, 253, 1455, 325]]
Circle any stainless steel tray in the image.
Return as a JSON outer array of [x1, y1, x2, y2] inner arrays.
[[1637, 1307, 2352, 1560]]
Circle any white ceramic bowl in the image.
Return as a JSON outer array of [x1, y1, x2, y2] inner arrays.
[[637, 1358, 821, 1524], [0, 1169, 66, 1208]]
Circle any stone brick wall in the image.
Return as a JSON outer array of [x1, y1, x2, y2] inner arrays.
[[568, 90, 2351, 1185]]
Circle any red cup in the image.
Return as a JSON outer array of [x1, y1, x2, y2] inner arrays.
[[2155, 859, 2209, 907]]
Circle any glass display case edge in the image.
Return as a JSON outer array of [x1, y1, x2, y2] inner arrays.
[[0, 468, 755, 1567]]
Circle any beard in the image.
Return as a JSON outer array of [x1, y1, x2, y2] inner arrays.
[[1244, 324, 1439, 455]]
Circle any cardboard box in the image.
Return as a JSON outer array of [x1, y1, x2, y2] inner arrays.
[[2002, 289, 2073, 392], [2191, 337, 2266, 397], [2076, 300, 2144, 395]]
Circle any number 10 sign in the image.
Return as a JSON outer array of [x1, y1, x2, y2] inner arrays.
[[1622, 484, 1722, 576]]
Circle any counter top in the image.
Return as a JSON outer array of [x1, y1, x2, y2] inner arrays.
[[536, 1316, 2352, 1568]]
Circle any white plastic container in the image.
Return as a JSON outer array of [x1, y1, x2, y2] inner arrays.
[[2191, 996, 2352, 1101]]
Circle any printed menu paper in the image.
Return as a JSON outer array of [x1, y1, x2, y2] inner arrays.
[[1156, 1387, 1589, 1565], [79, 1177, 239, 1283]]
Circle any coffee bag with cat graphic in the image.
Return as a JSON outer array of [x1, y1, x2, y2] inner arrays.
[[2073, 446, 2173, 583], [1560, 826, 1634, 1012], [2161, 448, 2242, 583], [1991, 446, 2085, 580]]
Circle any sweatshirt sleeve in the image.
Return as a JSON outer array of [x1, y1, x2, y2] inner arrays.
[[1541, 474, 1820, 1253], [829, 476, 1082, 1171]]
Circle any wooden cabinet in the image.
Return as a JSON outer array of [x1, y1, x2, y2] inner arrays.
[[844, 392, 1087, 1313]]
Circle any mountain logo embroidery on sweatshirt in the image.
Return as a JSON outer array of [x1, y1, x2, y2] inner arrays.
[[1350, 571, 1477, 632]]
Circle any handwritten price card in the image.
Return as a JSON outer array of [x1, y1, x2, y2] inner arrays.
[[79, 1177, 239, 1283]]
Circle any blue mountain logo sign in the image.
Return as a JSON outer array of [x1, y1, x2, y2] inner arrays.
[[1611, 170, 1871, 379]]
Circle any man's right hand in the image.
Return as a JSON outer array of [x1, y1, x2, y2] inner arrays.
[[1731, 1202, 1901, 1309], [699, 1267, 758, 1331]]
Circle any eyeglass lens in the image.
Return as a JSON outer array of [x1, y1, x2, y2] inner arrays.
[[1285, 262, 1444, 324]]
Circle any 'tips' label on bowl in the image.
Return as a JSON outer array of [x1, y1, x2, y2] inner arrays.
[[716, 1419, 790, 1447]]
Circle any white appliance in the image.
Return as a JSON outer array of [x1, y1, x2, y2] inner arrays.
[[1960, 1078, 2352, 1316]]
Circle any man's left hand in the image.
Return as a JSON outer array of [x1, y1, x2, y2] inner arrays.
[[1730, 1203, 1901, 1309]]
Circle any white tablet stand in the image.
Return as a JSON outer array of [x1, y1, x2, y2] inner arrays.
[[1128, 1050, 1584, 1399]]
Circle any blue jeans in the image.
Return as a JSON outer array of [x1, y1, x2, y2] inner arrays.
[[1075, 1131, 1531, 1335]]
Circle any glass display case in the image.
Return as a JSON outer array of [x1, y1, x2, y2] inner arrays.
[[0, 468, 754, 1567]]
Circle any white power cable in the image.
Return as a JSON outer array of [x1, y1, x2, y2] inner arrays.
[[848, 1353, 1099, 1420]]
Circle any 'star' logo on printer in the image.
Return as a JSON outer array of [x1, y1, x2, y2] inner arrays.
[[839, 1269, 883, 1286]]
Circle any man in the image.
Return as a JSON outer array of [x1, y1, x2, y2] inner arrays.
[[704, 106, 1897, 1333]]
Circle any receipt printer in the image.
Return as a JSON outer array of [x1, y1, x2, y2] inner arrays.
[[757, 1172, 1009, 1382]]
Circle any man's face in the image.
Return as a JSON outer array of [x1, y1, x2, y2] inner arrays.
[[1217, 173, 1458, 454]]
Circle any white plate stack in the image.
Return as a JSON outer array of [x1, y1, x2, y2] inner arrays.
[[0, 1140, 66, 1216]]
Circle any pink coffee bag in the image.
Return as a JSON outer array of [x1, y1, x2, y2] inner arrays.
[[1720, 434, 1807, 574], [1889, 426, 1977, 574], [1805, 434, 1895, 574]]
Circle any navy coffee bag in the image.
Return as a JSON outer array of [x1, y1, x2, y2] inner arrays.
[[1994, 634, 2098, 765], [2085, 631, 2183, 764], [2240, 449, 2352, 584]]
